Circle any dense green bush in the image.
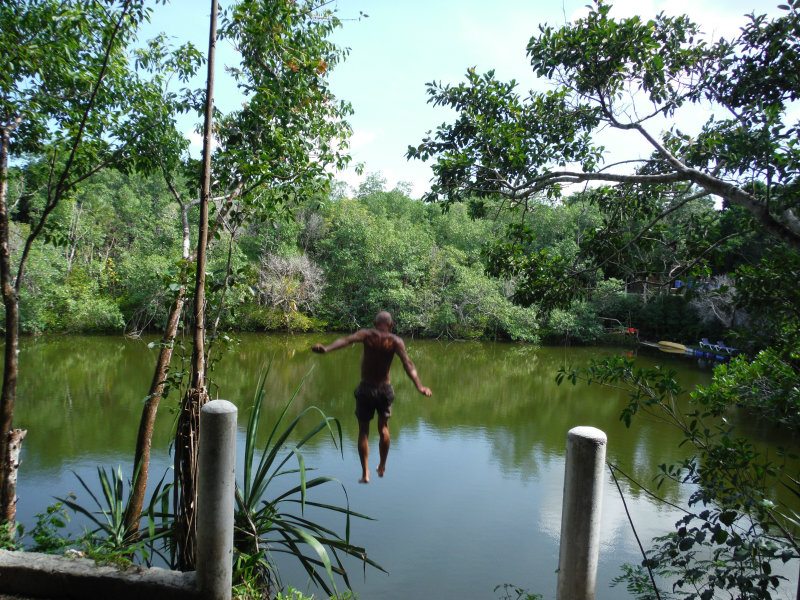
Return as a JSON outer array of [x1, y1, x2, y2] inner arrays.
[[234, 304, 326, 332], [589, 280, 721, 344], [15, 251, 124, 334], [6, 167, 737, 346], [308, 195, 539, 341], [545, 301, 603, 344], [694, 349, 800, 430]]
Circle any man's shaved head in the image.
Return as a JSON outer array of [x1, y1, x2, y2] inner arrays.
[[374, 311, 393, 329]]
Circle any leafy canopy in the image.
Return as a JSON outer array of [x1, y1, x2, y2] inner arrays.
[[213, 0, 354, 218], [409, 0, 800, 253]]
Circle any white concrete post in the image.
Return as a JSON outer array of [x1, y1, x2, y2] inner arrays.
[[197, 400, 237, 600], [557, 426, 607, 600]]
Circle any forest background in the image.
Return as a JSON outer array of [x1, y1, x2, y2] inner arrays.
[[2, 166, 741, 346]]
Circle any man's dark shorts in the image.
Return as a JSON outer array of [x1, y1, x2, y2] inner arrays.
[[354, 381, 394, 422]]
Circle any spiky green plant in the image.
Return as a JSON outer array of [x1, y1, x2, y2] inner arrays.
[[59, 465, 173, 565], [234, 367, 384, 597]]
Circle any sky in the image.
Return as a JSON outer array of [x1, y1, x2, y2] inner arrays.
[[143, 0, 786, 198]]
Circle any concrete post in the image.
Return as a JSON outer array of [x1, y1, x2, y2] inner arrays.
[[196, 400, 237, 600], [557, 426, 607, 600]]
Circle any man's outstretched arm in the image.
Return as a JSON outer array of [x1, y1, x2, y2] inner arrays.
[[396, 339, 432, 396], [311, 330, 366, 354]]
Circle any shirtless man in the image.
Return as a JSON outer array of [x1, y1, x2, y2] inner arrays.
[[311, 311, 432, 483]]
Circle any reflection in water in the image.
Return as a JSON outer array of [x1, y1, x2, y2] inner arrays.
[[10, 334, 799, 600]]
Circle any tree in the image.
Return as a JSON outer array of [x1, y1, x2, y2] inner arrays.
[[257, 253, 325, 325], [172, 0, 355, 569], [688, 275, 740, 329], [407, 0, 800, 413], [356, 172, 388, 198], [0, 0, 165, 526], [172, 0, 217, 570], [118, 31, 204, 539], [308, 193, 540, 341], [124, 174, 198, 537], [409, 1, 800, 259]]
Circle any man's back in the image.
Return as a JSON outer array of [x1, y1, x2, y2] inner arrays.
[[360, 328, 399, 385]]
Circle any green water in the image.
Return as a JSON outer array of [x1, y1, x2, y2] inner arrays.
[[11, 334, 799, 599]]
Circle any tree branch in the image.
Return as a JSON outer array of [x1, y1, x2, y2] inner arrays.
[[15, 0, 134, 291]]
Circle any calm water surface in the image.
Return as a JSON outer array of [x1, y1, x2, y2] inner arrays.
[[11, 334, 800, 599]]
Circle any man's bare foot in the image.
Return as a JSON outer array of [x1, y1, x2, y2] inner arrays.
[[376, 465, 386, 478], [359, 476, 369, 484]]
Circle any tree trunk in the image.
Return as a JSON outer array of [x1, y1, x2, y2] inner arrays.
[[0, 126, 21, 525], [125, 195, 193, 535], [3, 429, 26, 527], [174, 386, 206, 569], [123, 286, 186, 534], [175, 0, 217, 571], [65, 201, 83, 275]]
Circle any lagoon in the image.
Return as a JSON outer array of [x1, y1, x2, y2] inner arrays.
[[11, 334, 799, 599]]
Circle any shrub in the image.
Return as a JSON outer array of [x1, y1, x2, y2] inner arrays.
[[693, 349, 800, 429], [546, 301, 603, 344]]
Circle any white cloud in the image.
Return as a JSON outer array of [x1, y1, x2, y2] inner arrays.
[[348, 128, 379, 151]]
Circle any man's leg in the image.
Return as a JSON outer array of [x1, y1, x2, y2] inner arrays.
[[358, 419, 370, 483], [376, 415, 390, 478]]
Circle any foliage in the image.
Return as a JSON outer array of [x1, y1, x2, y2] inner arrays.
[[236, 304, 326, 333], [611, 563, 667, 600], [484, 223, 587, 311], [734, 245, 800, 356], [409, 0, 800, 312], [58, 466, 173, 567], [693, 349, 800, 430], [697, 245, 800, 430], [234, 369, 383, 597], [29, 502, 72, 554], [7, 164, 739, 344], [310, 192, 539, 341], [233, 585, 357, 600], [493, 583, 542, 600], [36, 267, 125, 332], [209, 0, 354, 233], [273, 590, 316, 600], [604, 293, 710, 343], [558, 357, 800, 600], [2, 0, 165, 158], [0, 519, 21, 550], [546, 301, 603, 344], [256, 253, 326, 329], [8, 165, 547, 342], [4, 150, 767, 352], [0, 0, 191, 308], [407, 68, 601, 208], [60, 467, 136, 557], [269, 588, 356, 600], [687, 276, 739, 329], [4, 167, 189, 334]]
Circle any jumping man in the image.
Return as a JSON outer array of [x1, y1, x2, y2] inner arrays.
[[311, 311, 432, 483]]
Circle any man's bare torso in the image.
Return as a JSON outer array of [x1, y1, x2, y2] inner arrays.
[[360, 328, 400, 385]]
